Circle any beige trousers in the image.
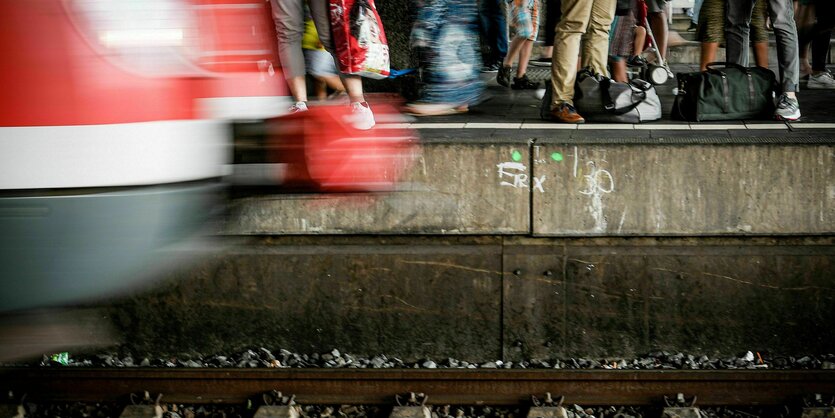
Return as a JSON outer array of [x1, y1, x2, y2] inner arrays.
[[550, 0, 616, 108]]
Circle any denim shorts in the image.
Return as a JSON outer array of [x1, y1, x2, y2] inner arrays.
[[304, 48, 338, 78]]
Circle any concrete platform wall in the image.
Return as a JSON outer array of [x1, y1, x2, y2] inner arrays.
[[225, 138, 834, 236], [109, 236, 835, 360]]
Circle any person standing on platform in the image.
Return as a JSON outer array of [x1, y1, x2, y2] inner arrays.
[[497, 0, 542, 90], [726, 0, 802, 121], [646, 0, 669, 61], [798, 0, 835, 89], [547, 0, 616, 123], [697, 0, 769, 71], [479, 0, 509, 72]]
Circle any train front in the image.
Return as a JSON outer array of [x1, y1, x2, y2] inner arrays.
[[0, 0, 287, 313]]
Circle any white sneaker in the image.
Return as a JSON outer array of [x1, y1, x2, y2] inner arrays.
[[349, 101, 375, 130], [288, 101, 308, 113], [807, 72, 835, 89], [774, 93, 801, 121]]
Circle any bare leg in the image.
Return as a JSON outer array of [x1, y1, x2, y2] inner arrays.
[[503, 36, 526, 68], [319, 75, 346, 92], [312, 78, 328, 100], [795, 0, 816, 76], [516, 39, 534, 77], [699, 41, 718, 71], [799, 45, 812, 76], [649, 11, 668, 60], [633, 26, 646, 55], [611, 59, 628, 82], [340, 75, 365, 103], [287, 76, 308, 103], [540, 45, 553, 59], [752, 41, 769, 68]]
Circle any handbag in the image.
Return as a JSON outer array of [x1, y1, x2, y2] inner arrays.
[[540, 70, 662, 123], [672, 62, 777, 121], [329, 0, 390, 79]]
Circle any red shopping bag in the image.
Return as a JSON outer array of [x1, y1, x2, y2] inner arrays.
[[329, 0, 390, 79]]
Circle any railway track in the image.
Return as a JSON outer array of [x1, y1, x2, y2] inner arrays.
[[2, 368, 835, 406]]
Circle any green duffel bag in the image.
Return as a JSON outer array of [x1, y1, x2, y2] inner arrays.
[[672, 62, 778, 121]]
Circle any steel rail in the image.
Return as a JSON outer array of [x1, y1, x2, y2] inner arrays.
[[2, 368, 835, 406]]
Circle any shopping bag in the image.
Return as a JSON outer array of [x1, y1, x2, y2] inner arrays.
[[329, 0, 390, 79]]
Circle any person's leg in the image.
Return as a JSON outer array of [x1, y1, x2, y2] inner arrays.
[[500, 36, 524, 86], [495, 0, 509, 62], [503, 37, 525, 69], [725, 0, 755, 66], [480, 0, 508, 66], [311, 78, 327, 100], [306, 49, 346, 95], [513, 0, 538, 79], [692, 0, 704, 24], [810, 30, 831, 73], [581, 0, 616, 75], [320, 75, 346, 92], [767, 0, 800, 94], [533, 0, 557, 67], [806, 0, 835, 88], [699, 42, 718, 71], [541, 0, 560, 59], [750, 0, 770, 68], [697, 0, 722, 71], [795, 1, 816, 76], [270, 0, 307, 103], [611, 57, 628, 82], [766, 0, 801, 119], [516, 40, 535, 77], [309, 0, 374, 128], [550, 0, 593, 120], [502, 0, 533, 85], [752, 42, 769, 68], [633, 26, 646, 55], [647, 0, 669, 60], [809, 0, 835, 73], [309, 0, 365, 102]]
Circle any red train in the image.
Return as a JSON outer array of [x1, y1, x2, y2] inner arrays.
[[0, 0, 416, 314]]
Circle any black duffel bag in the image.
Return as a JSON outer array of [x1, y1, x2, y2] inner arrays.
[[672, 62, 778, 121], [540, 70, 662, 123]]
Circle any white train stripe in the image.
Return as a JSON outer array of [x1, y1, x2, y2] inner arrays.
[[0, 120, 230, 190]]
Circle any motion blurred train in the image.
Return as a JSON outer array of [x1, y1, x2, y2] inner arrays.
[[0, 0, 289, 312], [0, 0, 416, 314]]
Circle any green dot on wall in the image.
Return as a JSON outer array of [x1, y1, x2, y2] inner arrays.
[[511, 150, 522, 162], [551, 152, 564, 162]]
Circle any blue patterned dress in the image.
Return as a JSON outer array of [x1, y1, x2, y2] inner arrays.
[[410, 0, 485, 105]]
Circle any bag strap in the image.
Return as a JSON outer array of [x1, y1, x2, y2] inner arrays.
[[673, 75, 690, 120], [705, 62, 749, 73], [600, 78, 648, 115], [721, 73, 730, 114]]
